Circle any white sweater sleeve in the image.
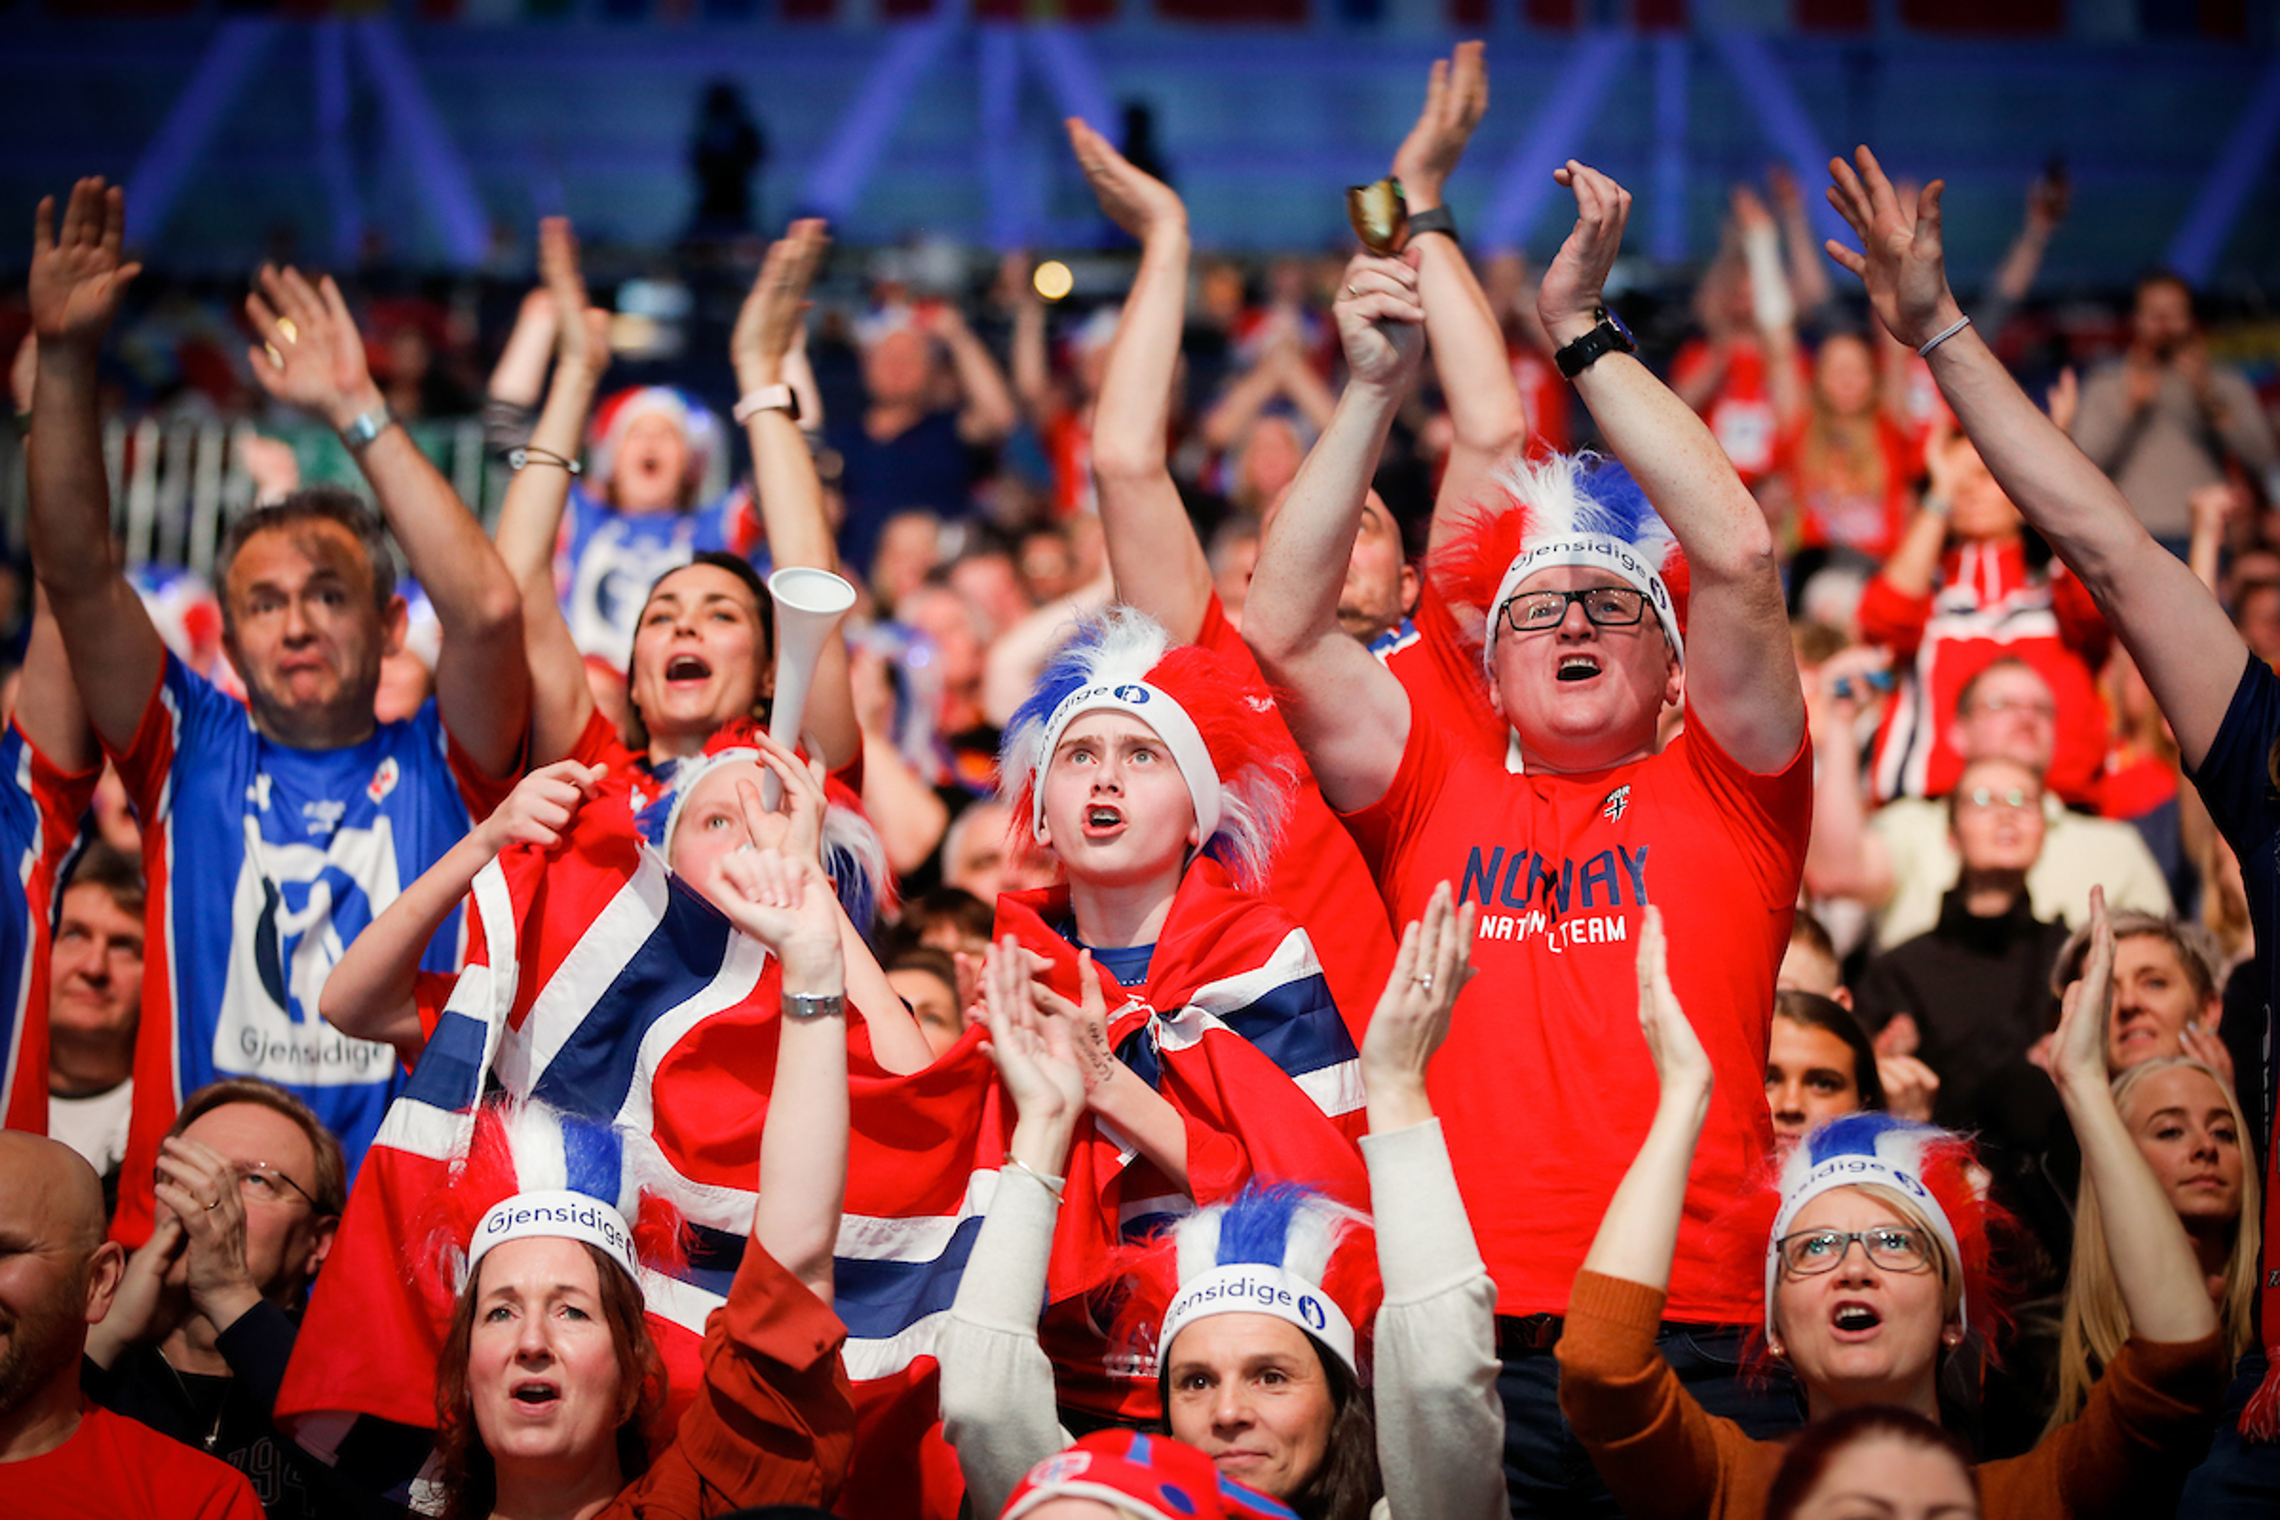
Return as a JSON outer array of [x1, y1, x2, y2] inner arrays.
[[1363, 1118, 1508, 1520], [936, 1164, 1075, 1518]]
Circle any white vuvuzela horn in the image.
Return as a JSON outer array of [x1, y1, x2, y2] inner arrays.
[[761, 566, 857, 809]]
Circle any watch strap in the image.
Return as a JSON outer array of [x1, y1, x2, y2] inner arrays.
[[1553, 314, 1636, 381], [1406, 205, 1459, 245], [780, 990, 846, 1021], [340, 408, 394, 450], [733, 384, 801, 425]]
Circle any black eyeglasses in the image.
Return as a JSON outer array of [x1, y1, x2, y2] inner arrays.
[[1774, 1225, 1938, 1277], [1497, 586, 1648, 634]]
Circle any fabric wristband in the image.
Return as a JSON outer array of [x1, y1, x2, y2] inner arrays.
[[470, 1189, 639, 1281]]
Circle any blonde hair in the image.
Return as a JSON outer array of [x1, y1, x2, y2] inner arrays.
[[2048, 1057, 2258, 1432]]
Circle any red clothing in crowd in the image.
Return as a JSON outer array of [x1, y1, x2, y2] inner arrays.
[[1858, 536, 2111, 806], [1196, 592, 1398, 1031], [596, 1240, 857, 1519], [13, 1400, 263, 1520], [1343, 685, 1811, 1322], [1777, 413, 1923, 563], [1670, 339, 1788, 487]]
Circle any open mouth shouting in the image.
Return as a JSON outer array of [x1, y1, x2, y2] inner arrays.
[[508, 1377, 562, 1412], [1083, 803, 1126, 839], [1557, 653, 1603, 684], [1829, 1301, 1883, 1338], [664, 653, 713, 685]]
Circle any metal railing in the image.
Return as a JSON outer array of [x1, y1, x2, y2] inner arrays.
[[0, 415, 498, 580]]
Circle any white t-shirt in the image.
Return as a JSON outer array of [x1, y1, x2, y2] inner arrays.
[[49, 1079, 133, 1177]]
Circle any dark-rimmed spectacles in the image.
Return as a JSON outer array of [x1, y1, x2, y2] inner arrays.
[[1498, 586, 1648, 634]]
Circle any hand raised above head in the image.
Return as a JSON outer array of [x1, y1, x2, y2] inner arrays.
[[1537, 160, 1632, 344], [2050, 885, 2115, 1100], [29, 178, 142, 350], [1822, 146, 1964, 352], [1067, 118, 1186, 242], [539, 216, 612, 381], [1332, 250, 1425, 394], [245, 264, 383, 430], [733, 218, 831, 382], [1390, 41, 1488, 205]]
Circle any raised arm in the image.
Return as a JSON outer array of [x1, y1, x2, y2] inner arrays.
[[1392, 42, 1530, 545], [1242, 253, 1426, 813], [1576, 907, 1712, 1292], [25, 179, 169, 753], [318, 760, 602, 1062], [1734, 187, 1807, 434], [937, 940, 1088, 1516], [493, 218, 611, 766], [1541, 164, 1804, 773], [923, 302, 1020, 448], [15, 588, 96, 776], [731, 220, 860, 770], [1067, 117, 1212, 643], [245, 266, 528, 776], [2050, 890, 2219, 1346], [1824, 146, 2243, 771], [714, 844, 850, 1306]]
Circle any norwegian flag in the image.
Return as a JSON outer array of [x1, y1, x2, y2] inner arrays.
[[275, 778, 997, 1520], [278, 783, 1374, 1515], [992, 863, 1372, 1422]]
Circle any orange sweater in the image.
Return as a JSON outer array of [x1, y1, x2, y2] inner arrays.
[[1555, 1270, 2226, 1520]]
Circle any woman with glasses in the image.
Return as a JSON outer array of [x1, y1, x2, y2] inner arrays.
[[1555, 893, 2228, 1520]]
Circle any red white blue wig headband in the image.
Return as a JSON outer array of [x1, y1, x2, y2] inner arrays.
[[999, 606, 1297, 892], [1767, 1113, 1967, 1337], [1433, 452, 1690, 675], [1157, 1184, 1377, 1378], [425, 1099, 686, 1291]]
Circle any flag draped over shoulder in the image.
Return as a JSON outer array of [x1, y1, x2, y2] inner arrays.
[[993, 863, 1372, 1420], [276, 778, 999, 1520]]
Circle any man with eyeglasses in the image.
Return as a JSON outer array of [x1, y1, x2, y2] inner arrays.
[[80, 1079, 391, 1519], [1809, 655, 2170, 952], [1855, 757, 2069, 1135], [1246, 163, 1811, 1514]]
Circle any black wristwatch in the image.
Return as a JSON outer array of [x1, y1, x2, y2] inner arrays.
[[1406, 205, 1459, 246], [1553, 307, 1638, 380]]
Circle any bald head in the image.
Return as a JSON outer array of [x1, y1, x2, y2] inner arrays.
[[0, 1132, 123, 1441], [0, 1132, 106, 1254]]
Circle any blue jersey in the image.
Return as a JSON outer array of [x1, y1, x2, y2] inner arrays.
[[558, 485, 760, 668], [110, 655, 489, 1236], [0, 721, 96, 1134]]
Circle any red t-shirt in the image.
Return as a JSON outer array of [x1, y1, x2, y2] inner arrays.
[[1343, 712, 1810, 1322], [1196, 595, 1397, 1034], [1671, 339, 1785, 486], [1777, 414, 1922, 562], [12, 1402, 262, 1519]]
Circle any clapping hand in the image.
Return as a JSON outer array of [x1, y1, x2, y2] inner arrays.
[[1068, 118, 1187, 242], [1635, 906, 1713, 1120], [2050, 886, 2116, 1102], [1537, 161, 1632, 346], [715, 843, 843, 993], [733, 218, 830, 386], [1360, 881, 1477, 1132], [1391, 41, 1488, 208], [979, 935, 1088, 1130], [539, 216, 612, 383]]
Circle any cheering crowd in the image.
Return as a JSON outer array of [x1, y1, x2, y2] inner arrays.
[[5, 40, 2278, 1520]]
